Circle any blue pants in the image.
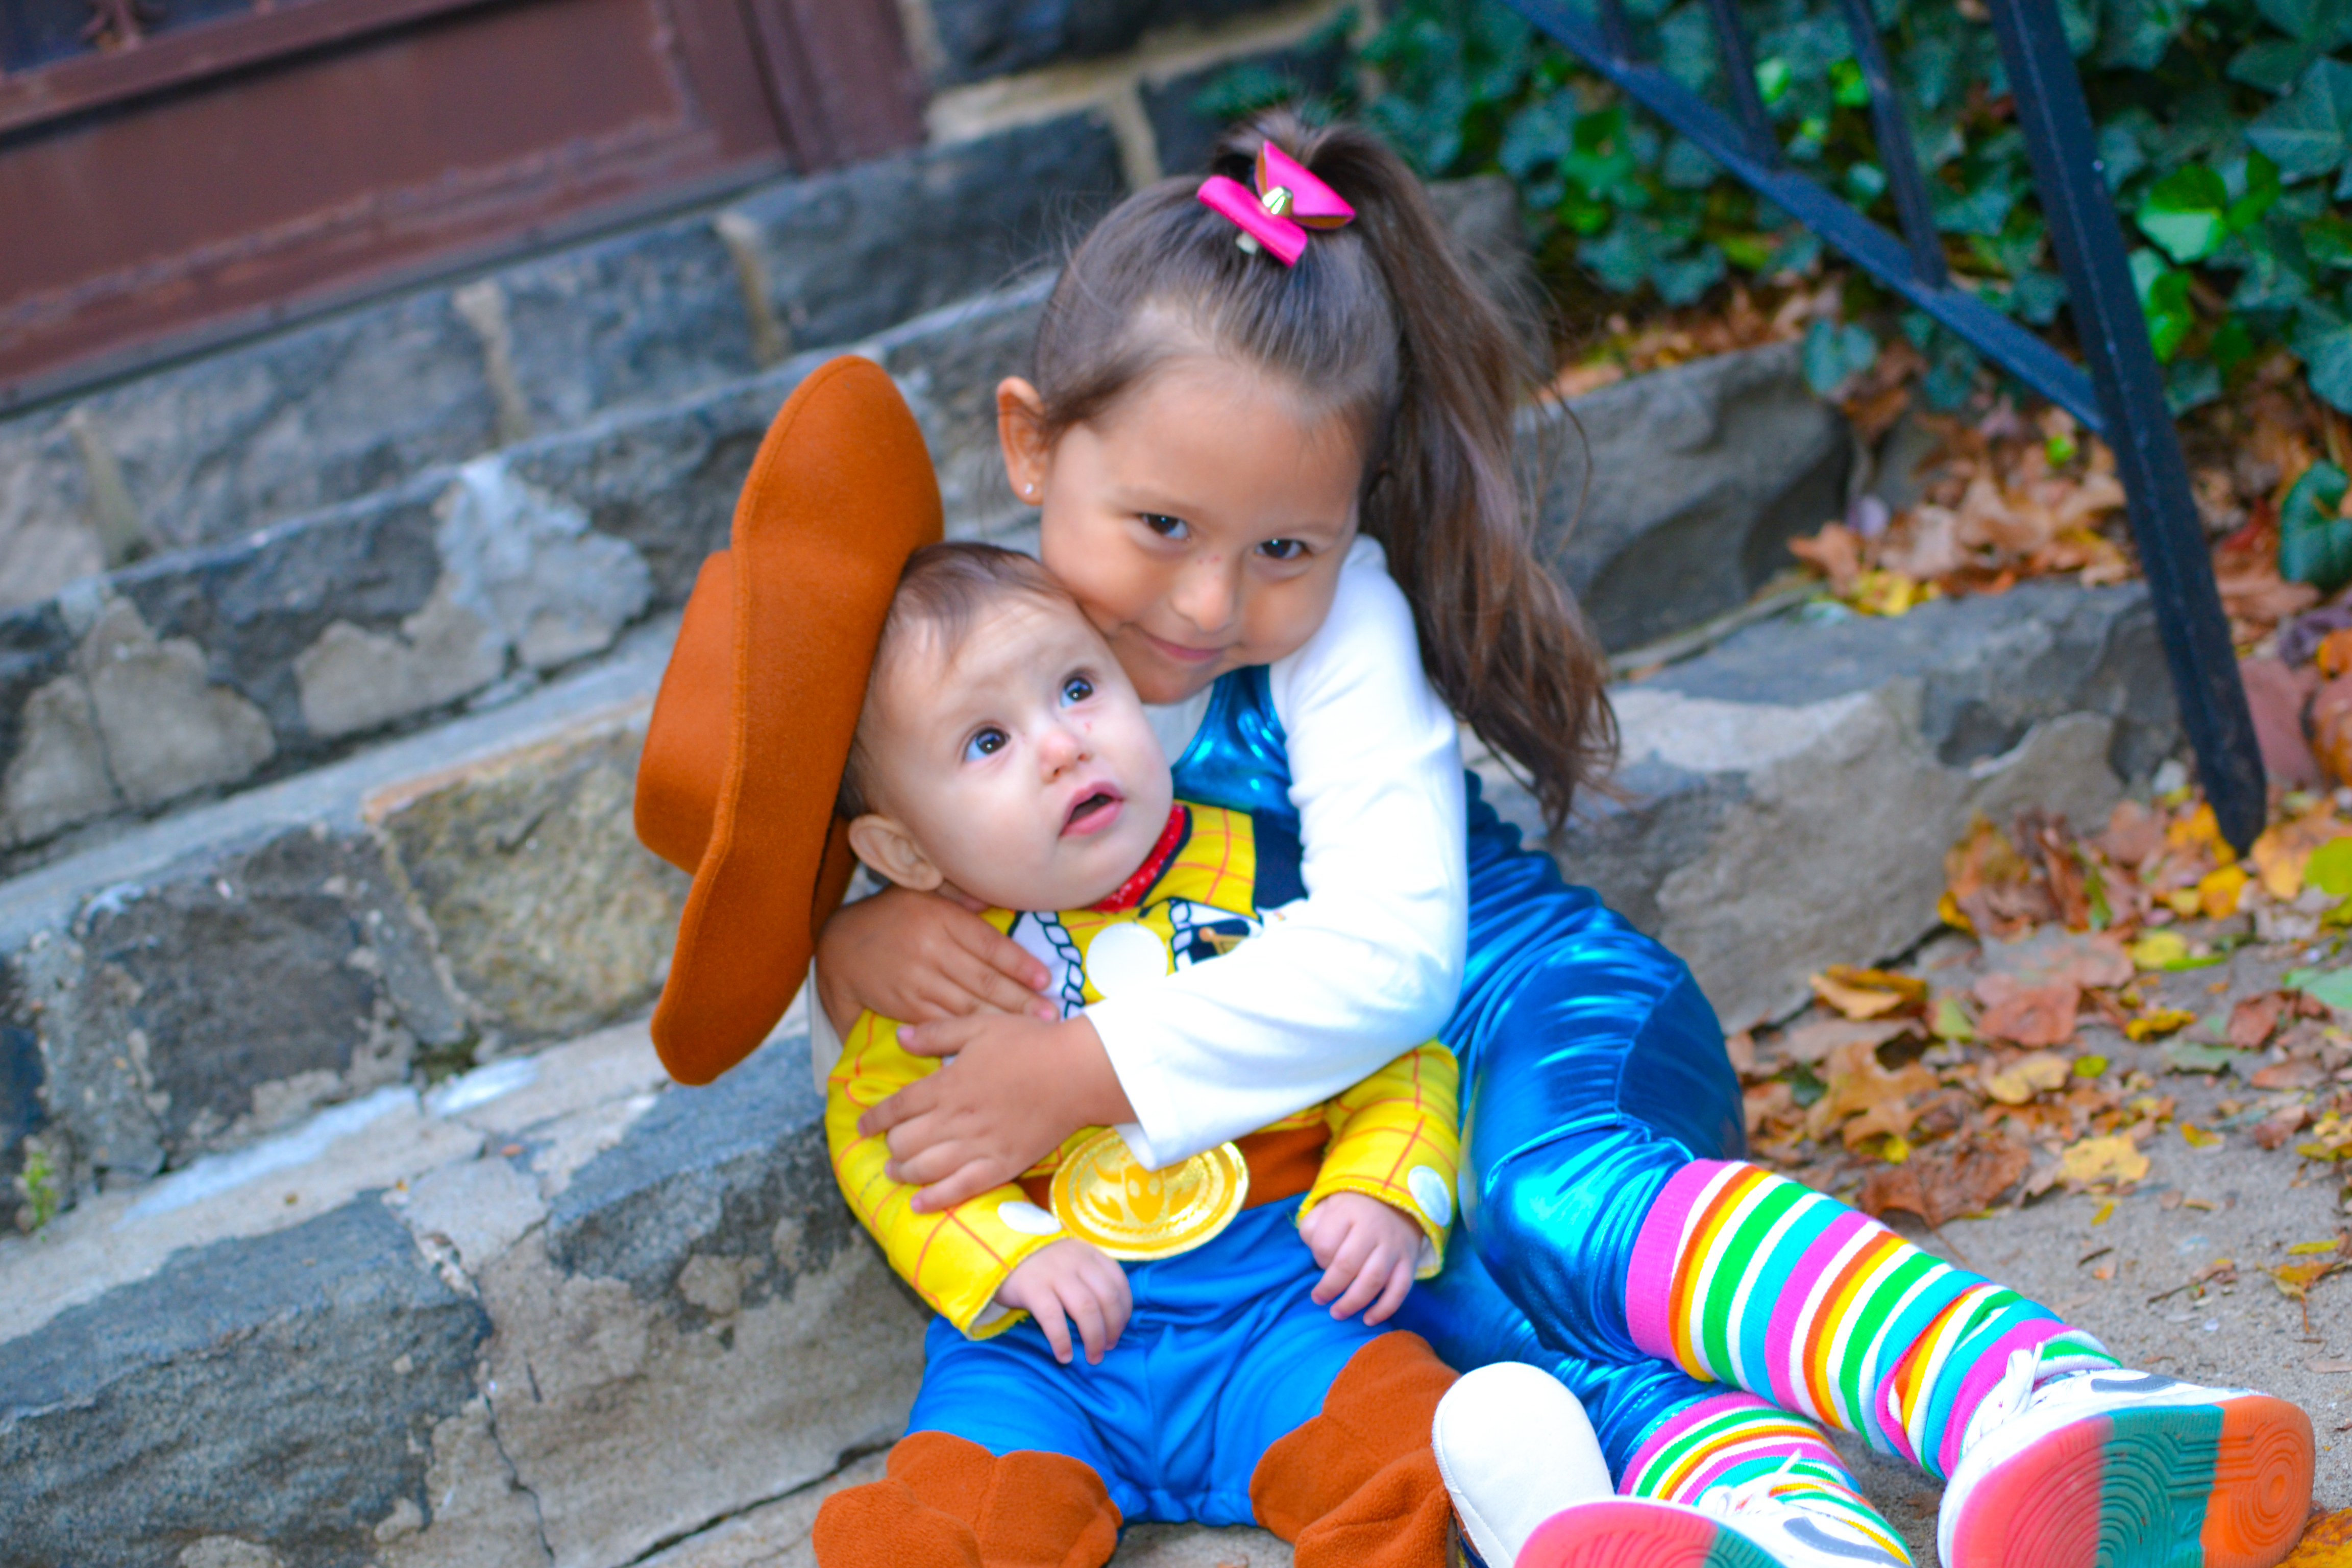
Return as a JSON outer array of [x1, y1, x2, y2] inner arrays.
[[1393, 777, 1746, 1475], [907, 1197, 1384, 1526]]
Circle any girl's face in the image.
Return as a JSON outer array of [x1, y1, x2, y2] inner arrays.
[[998, 354, 1366, 707]]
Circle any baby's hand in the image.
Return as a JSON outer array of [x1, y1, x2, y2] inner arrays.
[[1300, 1191, 1423, 1325], [994, 1239, 1132, 1366]]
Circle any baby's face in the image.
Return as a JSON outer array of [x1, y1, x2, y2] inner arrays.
[[859, 594, 1175, 913]]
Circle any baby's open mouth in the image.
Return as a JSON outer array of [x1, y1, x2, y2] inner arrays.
[[1064, 789, 1123, 835]]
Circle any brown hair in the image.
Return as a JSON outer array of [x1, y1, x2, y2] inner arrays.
[[1023, 110, 1613, 831], [837, 542, 1081, 819]]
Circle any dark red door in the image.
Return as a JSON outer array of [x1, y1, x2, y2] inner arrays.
[[0, 0, 923, 402]]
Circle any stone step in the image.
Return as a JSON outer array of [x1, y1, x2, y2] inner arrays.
[[0, 579, 2167, 1566], [0, 115, 1130, 610], [1489, 576, 2175, 1032], [0, 317, 1843, 874]]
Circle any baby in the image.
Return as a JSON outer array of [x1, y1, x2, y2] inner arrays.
[[813, 542, 1468, 1568]]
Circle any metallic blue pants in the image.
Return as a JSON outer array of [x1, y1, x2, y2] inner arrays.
[[1168, 672, 1746, 1475], [1391, 777, 1747, 1473]]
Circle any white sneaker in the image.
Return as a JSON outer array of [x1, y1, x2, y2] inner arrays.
[[1937, 1351, 2313, 1568], [1693, 1464, 1911, 1566], [1433, 1364, 1613, 1566], [1438, 1375, 1906, 1568]]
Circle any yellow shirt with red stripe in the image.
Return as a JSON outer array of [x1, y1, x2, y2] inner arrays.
[[825, 802, 1461, 1338]]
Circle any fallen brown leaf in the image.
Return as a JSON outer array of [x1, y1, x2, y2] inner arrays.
[[1974, 973, 2082, 1049], [2229, 993, 2285, 1050], [1859, 1132, 2032, 1227], [1778, 1016, 1917, 1065]]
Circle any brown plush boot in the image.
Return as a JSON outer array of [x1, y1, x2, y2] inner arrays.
[[1292, 1449, 1455, 1568], [814, 1432, 1120, 1568], [1250, 1331, 1459, 1567]]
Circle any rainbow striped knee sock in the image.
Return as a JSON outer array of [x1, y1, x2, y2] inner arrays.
[[1625, 1161, 2118, 1479], [1623, 1391, 1910, 1563]]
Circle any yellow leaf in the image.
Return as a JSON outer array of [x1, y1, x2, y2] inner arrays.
[[2272, 1260, 2339, 1300], [2075, 1055, 2109, 1077], [2252, 826, 2307, 902], [1931, 995, 1977, 1042], [2289, 1240, 2343, 1255], [2125, 1008, 2197, 1041], [1809, 966, 1927, 1020], [2182, 1122, 2223, 1149], [2165, 888, 2204, 918], [1939, 891, 1974, 934], [2061, 1135, 2150, 1188], [2169, 803, 2236, 865], [1987, 1051, 2072, 1105], [2198, 865, 2249, 919], [2130, 932, 2191, 969], [2092, 1199, 2116, 1226], [1879, 1134, 1912, 1164]]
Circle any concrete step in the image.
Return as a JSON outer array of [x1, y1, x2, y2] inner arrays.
[[0, 315, 1843, 873]]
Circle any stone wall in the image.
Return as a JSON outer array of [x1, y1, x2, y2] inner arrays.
[[0, 0, 1361, 616]]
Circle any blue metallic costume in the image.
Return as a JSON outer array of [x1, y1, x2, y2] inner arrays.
[[1168, 667, 1744, 1472]]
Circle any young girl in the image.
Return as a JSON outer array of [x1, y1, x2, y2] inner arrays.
[[817, 114, 2313, 1568]]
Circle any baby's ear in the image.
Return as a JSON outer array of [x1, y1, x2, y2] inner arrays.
[[846, 814, 944, 893]]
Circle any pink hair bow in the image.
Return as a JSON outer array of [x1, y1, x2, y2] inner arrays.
[[1197, 143, 1355, 266]]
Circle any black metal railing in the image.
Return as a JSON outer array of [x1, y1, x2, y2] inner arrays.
[[1507, 0, 2269, 852]]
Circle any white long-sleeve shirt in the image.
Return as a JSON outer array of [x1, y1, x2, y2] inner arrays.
[[1100, 537, 1466, 1166], [807, 537, 1467, 1169]]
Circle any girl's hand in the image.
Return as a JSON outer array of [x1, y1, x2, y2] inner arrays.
[[995, 1239, 1132, 1365], [1299, 1192, 1422, 1325], [861, 1015, 1135, 1210], [814, 886, 1054, 1038]]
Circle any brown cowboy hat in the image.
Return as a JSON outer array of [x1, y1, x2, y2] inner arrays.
[[636, 355, 942, 1085]]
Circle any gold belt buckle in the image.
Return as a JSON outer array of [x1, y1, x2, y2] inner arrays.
[[1048, 1128, 1251, 1260]]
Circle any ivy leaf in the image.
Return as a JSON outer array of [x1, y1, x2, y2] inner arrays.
[[2096, 111, 2153, 191], [2294, 299, 2352, 411], [2059, 0, 2101, 57], [2247, 58, 2352, 183], [1804, 320, 1880, 397], [2168, 357, 2223, 414], [1652, 248, 1727, 305], [2097, 0, 2188, 70], [2278, 460, 2352, 590], [2232, 37, 2321, 93], [2130, 248, 2196, 360], [2011, 271, 2069, 325], [2137, 165, 2232, 261], [2256, 0, 2352, 47], [2225, 218, 2317, 310], [2309, 214, 2352, 267]]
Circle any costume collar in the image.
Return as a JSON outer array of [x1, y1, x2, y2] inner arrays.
[[1091, 804, 1190, 912]]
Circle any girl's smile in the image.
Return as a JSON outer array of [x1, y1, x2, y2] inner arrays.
[[998, 353, 1368, 706]]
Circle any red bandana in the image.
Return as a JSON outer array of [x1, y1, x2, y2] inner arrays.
[[1090, 804, 1190, 912]]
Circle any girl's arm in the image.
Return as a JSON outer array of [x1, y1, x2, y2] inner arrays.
[[1087, 539, 1468, 1167]]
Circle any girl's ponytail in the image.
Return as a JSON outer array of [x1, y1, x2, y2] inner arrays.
[[1029, 110, 1616, 832], [1262, 112, 1614, 833]]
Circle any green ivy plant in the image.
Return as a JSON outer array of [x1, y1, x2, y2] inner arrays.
[[1337, 0, 2352, 414]]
